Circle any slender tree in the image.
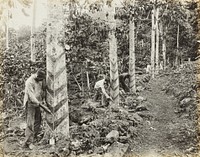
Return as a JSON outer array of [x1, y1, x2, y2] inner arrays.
[[155, 7, 159, 74], [31, 0, 36, 62], [129, 0, 136, 94], [1, 0, 31, 50], [6, 4, 9, 50], [108, 0, 119, 107], [151, 2, 156, 78], [46, 0, 69, 140], [160, 21, 167, 69]]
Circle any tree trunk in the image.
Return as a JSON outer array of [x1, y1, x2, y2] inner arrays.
[[129, 17, 136, 94], [175, 24, 179, 67], [160, 21, 163, 68], [31, 0, 36, 62], [163, 32, 167, 69], [6, 6, 9, 50], [108, 1, 119, 107], [155, 7, 159, 74], [151, 6, 156, 78], [46, 0, 69, 140], [161, 22, 167, 70]]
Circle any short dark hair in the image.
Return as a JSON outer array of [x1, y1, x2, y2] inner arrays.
[[37, 69, 45, 79]]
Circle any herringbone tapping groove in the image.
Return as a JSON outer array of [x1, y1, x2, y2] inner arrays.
[[129, 19, 136, 93], [108, 2, 119, 106], [46, 0, 69, 137], [109, 31, 119, 106]]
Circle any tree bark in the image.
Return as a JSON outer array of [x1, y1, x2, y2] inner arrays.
[[155, 7, 159, 74], [6, 6, 9, 50], [129, 17, 136, 94], [46, 0, 69, 140], [161, 22, 167, 70], [108, 1, 119, 106], [31, 0, 36, 62], [163, 26, 167, 69], [160, 21, 163, 67], [151, 6, 156, 78]]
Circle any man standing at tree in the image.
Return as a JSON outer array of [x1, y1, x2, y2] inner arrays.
[[23, 69, 46, 149]]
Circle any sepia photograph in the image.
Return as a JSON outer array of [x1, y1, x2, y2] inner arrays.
[[0, 0, 199, 156]]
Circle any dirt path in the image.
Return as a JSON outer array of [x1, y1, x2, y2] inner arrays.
[[129, 76, 192, 156]]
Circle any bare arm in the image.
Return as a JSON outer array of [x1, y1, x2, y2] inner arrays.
[[101, 86, 111, 100]]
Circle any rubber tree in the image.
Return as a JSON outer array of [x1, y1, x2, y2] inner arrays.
[[108, 0, 119, 106], [46, 0, 69, 140], [1, 0, 31, 50], [155, 7, 159, 74], [129, 0, 136, 94], [159, 0, 173, 69], [175, 24, 179, 66], [161, 0, 190, 67], [31, 0, 37, 62], [6, 3, 9, 50], [151, 1, 156, 78], [160, 21, 167, 69]]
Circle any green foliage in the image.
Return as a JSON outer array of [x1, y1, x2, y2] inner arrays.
[[1, 26, 46, 109], [64, 0, 197, 70], [64, 13, 110, 74], [163, 1, 198, 61]]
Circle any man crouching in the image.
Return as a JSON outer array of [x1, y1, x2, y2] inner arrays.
[[23, 69, 46, 149]]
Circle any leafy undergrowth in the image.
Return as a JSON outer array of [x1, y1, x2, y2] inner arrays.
[[161, 63, 199, 153], [2, 94, 151, 156], [162, 63, 197, 119]]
